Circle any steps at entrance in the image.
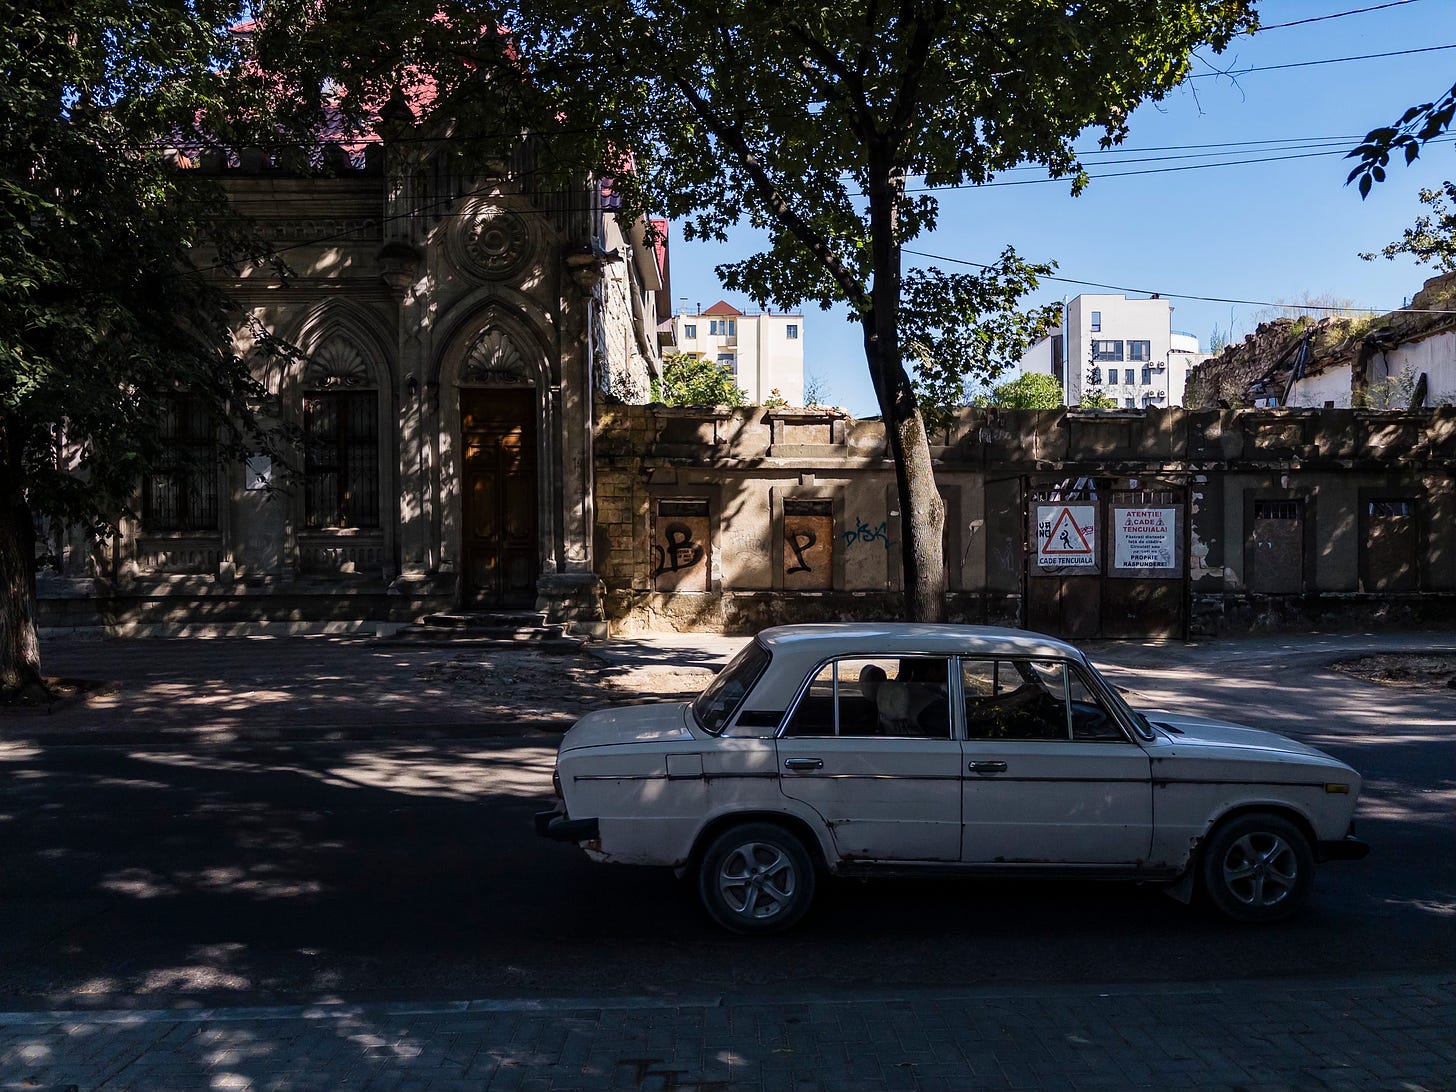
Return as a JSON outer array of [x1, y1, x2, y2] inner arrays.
[[384, 610, 587, 652]]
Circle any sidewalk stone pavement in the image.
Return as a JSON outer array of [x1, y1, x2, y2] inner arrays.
[[1, 975, 1451, 1092]]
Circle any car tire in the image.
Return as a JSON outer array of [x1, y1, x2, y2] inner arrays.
[[697, 822, 816, 935], [1199, 813, 1315, 923]]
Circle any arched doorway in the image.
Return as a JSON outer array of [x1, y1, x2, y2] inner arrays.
[[461, 386, 538, 607]]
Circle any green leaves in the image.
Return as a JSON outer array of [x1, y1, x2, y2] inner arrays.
[[1358, 180, 1456, 274], [900, 251, 1061, 426], [1348, 82, 1456, 197], [651, 353, 748, 406]]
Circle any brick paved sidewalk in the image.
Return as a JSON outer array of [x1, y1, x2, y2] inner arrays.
[[2, 975, 1451, 1092]]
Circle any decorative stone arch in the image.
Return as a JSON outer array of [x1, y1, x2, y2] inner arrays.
[[273, 300, 399, 576], [433, 296, 564, 599]]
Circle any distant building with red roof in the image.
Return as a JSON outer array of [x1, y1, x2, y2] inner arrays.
[[669, 301, 804, 405]]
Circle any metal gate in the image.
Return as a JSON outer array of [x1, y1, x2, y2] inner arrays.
[[1022, 475, 1188, 640]]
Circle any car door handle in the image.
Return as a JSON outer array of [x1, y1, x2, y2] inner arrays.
[[968, 761, 1007, 774], [784, 757, 824, 771]]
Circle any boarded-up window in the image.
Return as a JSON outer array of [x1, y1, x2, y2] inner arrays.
[[653, 498, 710, 592], [1250, 499, 1303, 593], [143, 394, 218, 532], [783, 498, 833, 589], [1364, 499, 1418, 591]]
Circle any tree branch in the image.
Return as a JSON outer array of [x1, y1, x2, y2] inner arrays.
[[667, 71, 871, 314]]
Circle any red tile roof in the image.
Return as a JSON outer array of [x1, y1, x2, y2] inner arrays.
[[702, 300, 743, 316]]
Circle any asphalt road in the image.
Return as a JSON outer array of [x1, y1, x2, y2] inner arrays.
[[0, 649, 1451, 1012]]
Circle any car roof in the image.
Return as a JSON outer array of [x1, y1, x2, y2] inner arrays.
[[754, 623, 1085, 661]]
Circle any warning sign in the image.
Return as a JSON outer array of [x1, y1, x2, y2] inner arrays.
[[1113, 507, 1178, 570], [1036, 505, 1096, 568]]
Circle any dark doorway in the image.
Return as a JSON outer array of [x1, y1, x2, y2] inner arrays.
[[461, 388, 538, 608]]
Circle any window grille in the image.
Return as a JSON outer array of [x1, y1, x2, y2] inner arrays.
[[304, 391, 379, 528]]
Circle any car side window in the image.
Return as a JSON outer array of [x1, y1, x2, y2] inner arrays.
[[962, 658, 1070, 741], [783, 656, 951, 739], [1067, 668, 1127, 741]]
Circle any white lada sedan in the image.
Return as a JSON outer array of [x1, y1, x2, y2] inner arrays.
[[537, 624, 1368, 933]]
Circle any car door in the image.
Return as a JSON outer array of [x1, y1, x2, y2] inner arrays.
[[777, 656, 962, 863], [959, 658, 1153, 865]]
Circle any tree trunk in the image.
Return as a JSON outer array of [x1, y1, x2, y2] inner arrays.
[[0, 486, 46, 703], [863, 161, 947, 624]]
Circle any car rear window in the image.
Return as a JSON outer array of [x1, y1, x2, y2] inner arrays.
[[692, 640, 771, 735]]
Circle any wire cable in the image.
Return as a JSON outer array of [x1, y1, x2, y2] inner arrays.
[[901, 246, 1456, 316], [1251, 0, 1425, 33]]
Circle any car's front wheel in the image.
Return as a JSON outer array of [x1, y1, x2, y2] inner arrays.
[[697, 822, 816, 934], [1200, 813, 1314, 923]]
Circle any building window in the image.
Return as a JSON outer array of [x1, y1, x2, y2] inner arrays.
[[1124, 397, 1135, 408], [683, 324, 696, 338], [1363, 499, 1418, 591], [785, 324, 799, 339], [709, 318, 736, 336], [1141, 366, 1153, 384], [143, 394, 218, 532], [1092, 340, 1123, 361], [1124, 368, 1135, 385], [1088, 367, 1101, 384], [653, 498, 710, 593], [782, 498, 832, 590], [1250, 498, 1304, 593], [304, 390, 379, 529], [1129, 340, 1150, 361], [716, 353, 737, 376], [1091, 311, 1101, 332]]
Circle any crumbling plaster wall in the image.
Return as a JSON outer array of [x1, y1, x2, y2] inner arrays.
[[594, 403, 1456, 635]]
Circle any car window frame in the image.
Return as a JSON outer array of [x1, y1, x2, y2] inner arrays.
[[776, 652, 958, 741], [775, 650, 1147, 745], [692, 638, 772, 736]]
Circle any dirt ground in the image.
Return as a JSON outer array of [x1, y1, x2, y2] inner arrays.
[[412, 649, 717, 717], [1331, 652, 1456, 690]]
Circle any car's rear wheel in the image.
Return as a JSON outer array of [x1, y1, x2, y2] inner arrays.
[[1200, 813, 1314, 923], [697, 822, 816, 934]]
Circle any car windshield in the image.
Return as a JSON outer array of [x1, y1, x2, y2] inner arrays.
[[691, 639, 771, 735]]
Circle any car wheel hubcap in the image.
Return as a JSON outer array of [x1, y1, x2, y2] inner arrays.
[[718, 842, 795, 920], [1221, 832, 1298, 908]]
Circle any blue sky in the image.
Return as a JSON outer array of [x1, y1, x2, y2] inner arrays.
[[663, 0, 1456, 417]]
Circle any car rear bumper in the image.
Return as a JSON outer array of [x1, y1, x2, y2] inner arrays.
[[535, 809, 599, 843], [1317, 835, 1370, 861]]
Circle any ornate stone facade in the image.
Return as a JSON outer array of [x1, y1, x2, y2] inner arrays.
[[39, 144, 667, 637]]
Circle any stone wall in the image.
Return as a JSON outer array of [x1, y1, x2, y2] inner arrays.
[[594, 403, 1456, 637]]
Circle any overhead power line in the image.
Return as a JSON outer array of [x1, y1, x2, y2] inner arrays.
[[1187, 41, 1456, 79], [1251, 0, 1425, 33], [900, 246, 1456, 317]]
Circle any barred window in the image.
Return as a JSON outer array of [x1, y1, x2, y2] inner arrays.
[[304, 391, 379, 528], [143, 394, 218, 532]]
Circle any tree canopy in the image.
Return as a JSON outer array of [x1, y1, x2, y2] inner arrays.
[[0, 0, 305, 696], [500, 0, 1253, 620], [651, 353, 748, 407], [978, 372, 1065, 410]]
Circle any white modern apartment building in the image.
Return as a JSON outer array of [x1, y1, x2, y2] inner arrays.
[[1019, 293, 1206, 407], [669, 301, 805, 404]]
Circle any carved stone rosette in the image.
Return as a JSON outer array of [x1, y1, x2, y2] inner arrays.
[[457, 205, 531, 282]]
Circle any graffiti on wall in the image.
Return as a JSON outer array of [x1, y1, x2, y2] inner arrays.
[[652, 499, 710, 592], [783, 498, 833, 589], [842, 517, 888, 548]]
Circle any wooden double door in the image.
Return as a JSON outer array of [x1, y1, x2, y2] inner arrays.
[[462, 389, 538, 608]]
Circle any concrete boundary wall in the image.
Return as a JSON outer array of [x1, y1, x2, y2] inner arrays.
[[594, 404, 1456, 637]]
